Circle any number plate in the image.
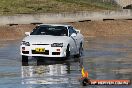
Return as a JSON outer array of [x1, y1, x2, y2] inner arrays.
[[35, 48, 45, 52]]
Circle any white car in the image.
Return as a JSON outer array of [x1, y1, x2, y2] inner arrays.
[[20, 24, 84, 62]]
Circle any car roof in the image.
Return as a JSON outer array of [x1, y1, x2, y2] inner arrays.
[[39, 24, 71, 27]]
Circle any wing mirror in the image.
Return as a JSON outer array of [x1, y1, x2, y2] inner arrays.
[[76, 30, 80, 33], [71, 33, 77, 37], [25, 32, 30, 36]]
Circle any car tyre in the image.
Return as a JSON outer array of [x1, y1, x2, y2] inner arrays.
[[22, 55, 28, 66], [75, 43, 83, 58], [66, 45, 70, 59]]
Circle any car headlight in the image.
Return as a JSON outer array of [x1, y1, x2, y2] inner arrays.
[[51, 43, 63, 47], [21, 41, 30, 46]]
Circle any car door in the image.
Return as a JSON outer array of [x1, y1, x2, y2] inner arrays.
[[68, 26, 78, 55], [72, 28, 81, 50]]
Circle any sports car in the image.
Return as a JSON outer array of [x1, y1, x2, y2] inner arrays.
[[20, 24, 84, 62]]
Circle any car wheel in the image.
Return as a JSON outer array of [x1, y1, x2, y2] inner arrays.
[[22, 55, 28, 66], [75, 43, 83, 58], [66, 45, 70, 59]]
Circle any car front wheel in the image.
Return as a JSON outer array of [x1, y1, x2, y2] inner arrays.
[[66, 45, 70, 59], [22, 55, 28, 65]]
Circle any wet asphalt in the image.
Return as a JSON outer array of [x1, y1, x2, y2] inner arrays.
[[0, 37, 132, 88]]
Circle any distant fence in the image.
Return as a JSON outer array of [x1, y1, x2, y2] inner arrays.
[[0, 10, 132, 25]]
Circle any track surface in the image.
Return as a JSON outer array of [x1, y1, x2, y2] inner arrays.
[[0, 37, 132, 88]]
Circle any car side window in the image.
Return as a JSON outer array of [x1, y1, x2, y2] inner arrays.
[[68, 26, 77, 36]]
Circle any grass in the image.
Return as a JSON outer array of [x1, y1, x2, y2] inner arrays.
[[0, 0, 120, 15]]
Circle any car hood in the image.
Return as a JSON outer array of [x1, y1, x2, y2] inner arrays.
[[23, 35, 69, 44]]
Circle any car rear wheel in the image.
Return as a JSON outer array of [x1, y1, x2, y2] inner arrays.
[[75, 43, 83, 58], [22, 55, 28, 66]]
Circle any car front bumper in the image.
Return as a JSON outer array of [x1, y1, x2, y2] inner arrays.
[[20, 45, 67, 57]]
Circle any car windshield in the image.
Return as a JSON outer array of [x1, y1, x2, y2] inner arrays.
[[30, 25, 68, 36]]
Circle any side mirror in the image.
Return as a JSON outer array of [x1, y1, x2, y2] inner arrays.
[[76, 30, 80, 33], [71, 33, 77, 37], [25, 32, 30, 36]]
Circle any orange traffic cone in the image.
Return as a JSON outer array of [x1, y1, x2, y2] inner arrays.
[[80, 67, 91, 86], [81, 67, 89, 78]]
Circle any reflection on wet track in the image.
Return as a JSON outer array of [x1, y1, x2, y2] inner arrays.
[[21, 58, 81, 85], [0, 37, 132, 88]]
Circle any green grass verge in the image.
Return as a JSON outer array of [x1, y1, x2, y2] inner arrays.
[[0, 0, 120, 15]]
